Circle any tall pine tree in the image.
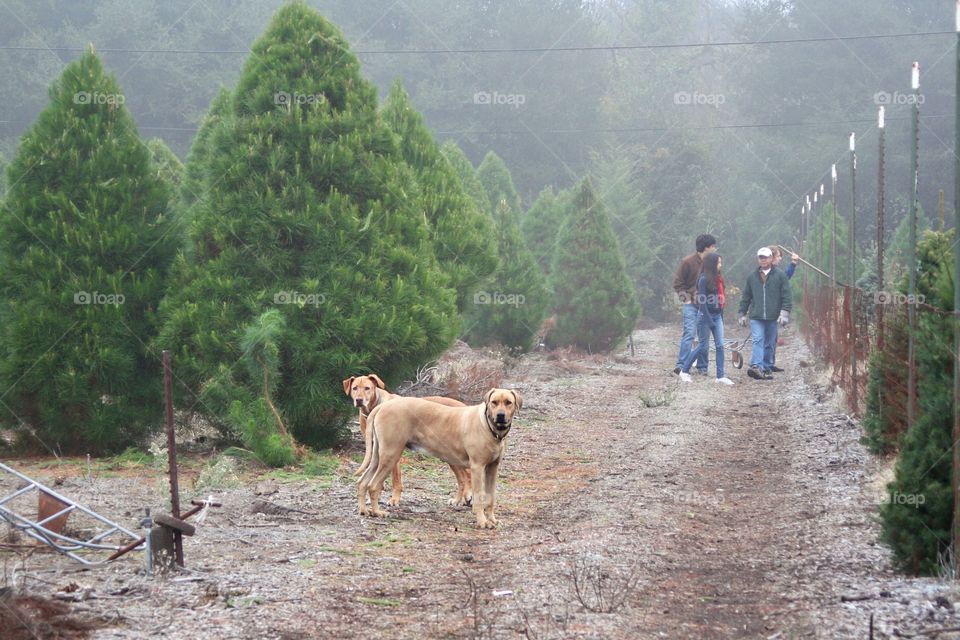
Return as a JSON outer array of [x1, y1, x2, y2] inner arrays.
[[156, 1, 458, 449], [0, 49, 178, 453], [521, 186, 568, 278], [548, 178, 640, 352], [440, 141, 488, 213], [476, 151, 523, 218], [381, 81, 496, 312]]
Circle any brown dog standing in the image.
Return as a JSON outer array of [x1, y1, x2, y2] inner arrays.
[[357, 388, 521, 529], [342, 374, 471, 506]]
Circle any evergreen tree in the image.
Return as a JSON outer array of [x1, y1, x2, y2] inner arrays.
[[0, 49, 178, 453], [440, 141, 488, 212], [179, 87, 231, 211], [156, 1, 458, 450], [886, 204, 932, 290], [880, 229, 954, 574], [381, 81, 496, 312], [147, 137, 184, 191], [476, 151, 523, 217], [464, 200, 549, 352], [521, 186, 567, 278], [547, 178, 640, 352], [594, 155, 659, 317]]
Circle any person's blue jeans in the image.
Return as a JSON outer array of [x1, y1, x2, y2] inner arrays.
[[764, 322, 779, 368], [749, 319, 778, 371], [681, 311, 724, 377], [676, 304, 708, 372]]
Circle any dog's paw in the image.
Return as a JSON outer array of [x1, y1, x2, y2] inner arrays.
[[371, 507, 388, 518], [475, 518, 496, 529], [388, 496, 401, 507]]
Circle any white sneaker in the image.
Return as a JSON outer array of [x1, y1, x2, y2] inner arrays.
[[678, 372, 692, 382], [716, 377, 734, 386]]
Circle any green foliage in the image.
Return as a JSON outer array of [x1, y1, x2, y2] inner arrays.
[[381, 81, 496, 312], [155, 1, 458, 449], [0, 49, 178, 453], [228, 397, 295, 468], [886, 204, 933, 290], [146, 137, 184, 191], [179, 86, 232, 211], [300, 449, 341, 477], [521, 186, 567, 278], [880, 229, 955, 575], [464, 199, 549, 352], [547, 178, 640, 352], [861, 348, 904, 454], [593, 153, 659, 318], [439, 141, 488, 212], [476, 151, 523, 217]]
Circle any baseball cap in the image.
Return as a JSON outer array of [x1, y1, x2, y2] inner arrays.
[[757, 247, 773, 258]]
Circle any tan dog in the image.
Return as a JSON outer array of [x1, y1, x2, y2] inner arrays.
[[342, 374, 472, 506], [357, 388, 521, 529]]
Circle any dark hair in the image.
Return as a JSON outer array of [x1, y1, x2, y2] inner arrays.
[[695, 234, 717, 253], [700, 252, 721, 293]]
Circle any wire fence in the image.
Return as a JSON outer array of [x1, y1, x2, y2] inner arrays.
[[801, 281, 928, 434]]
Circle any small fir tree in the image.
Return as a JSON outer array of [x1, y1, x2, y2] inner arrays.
[[476, 151, 523, 217], [521, 186, 568, 278], [547, 178, 640, 352]]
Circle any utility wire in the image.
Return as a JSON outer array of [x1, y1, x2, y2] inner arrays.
[[0, 30, 953, 55], [2, 114, 946, 135]]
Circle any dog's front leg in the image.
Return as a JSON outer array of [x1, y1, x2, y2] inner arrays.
[[483, 460, 500, 525], [470, 462, 493, 528]]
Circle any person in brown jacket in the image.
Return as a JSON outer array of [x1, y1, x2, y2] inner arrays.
[[673, 234, 717, 375]]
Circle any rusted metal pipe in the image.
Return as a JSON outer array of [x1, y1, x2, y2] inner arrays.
[[163, 350, 183, 567], [107, 499, 221, 562]]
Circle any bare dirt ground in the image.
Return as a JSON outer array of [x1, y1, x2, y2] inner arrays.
[[3, 324, 960, 639]]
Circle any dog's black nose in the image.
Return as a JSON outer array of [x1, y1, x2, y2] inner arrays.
[[495, 413, 507, 424], [354, 399, 363, 407]]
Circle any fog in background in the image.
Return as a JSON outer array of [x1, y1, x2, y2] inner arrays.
[[0, 0, 954, 311]]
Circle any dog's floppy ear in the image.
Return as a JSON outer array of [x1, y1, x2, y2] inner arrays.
[[342, 376, 355, 395], [510, 390, 523, 410], [367, 374, 386, 390], [483, 388, 495, 405]]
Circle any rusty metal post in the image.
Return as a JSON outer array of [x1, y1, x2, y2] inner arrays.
[[163, 350, 183, 567], [831, 164, 838, 288], [849, 133, 858, 413], [877, 106, 886, 352], [907, 62, 921, 430], [952, 2, 960, 577]]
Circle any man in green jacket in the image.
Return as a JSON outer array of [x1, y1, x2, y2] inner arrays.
[[737, 247, 792, 380]]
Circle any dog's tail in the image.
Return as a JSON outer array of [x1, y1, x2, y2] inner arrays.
[[358, 419, 381, 488], [354, 408, 377, 477]]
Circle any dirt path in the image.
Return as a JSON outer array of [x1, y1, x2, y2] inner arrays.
[[3, 325, 960, 639]]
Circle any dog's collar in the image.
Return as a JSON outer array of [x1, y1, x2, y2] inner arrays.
[[485, 411, 511, 441], [359, 389, 383, 418]]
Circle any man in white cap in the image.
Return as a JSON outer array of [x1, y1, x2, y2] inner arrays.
[[737, 246, 792, 380]]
